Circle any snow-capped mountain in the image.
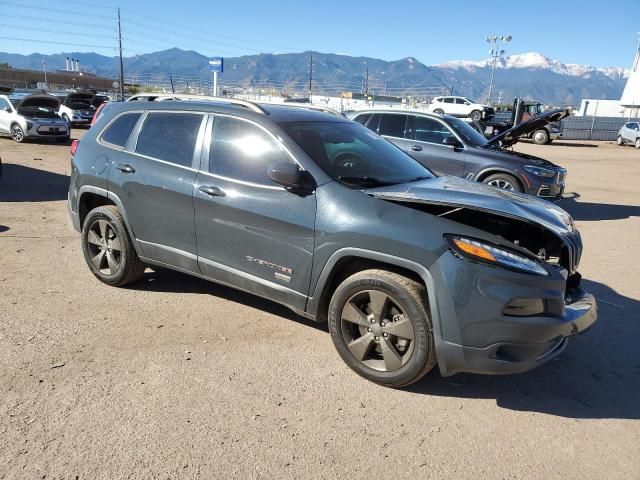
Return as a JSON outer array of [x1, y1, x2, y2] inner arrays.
[[436, 52, 629, 80]]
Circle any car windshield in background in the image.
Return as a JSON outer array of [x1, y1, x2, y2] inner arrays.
[[446, 117, 490, 147], [281, 121, 434, 188]]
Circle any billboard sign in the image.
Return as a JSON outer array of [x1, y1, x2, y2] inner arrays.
[[209, 58, 224, 73]]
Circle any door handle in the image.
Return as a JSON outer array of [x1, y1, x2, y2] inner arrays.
[[199, 185, 226, 197], [411, 145, 423, 151], [116, 163, 135, 173]]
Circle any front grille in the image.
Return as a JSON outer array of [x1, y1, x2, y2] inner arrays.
[[36, 126, 67, 135], [560, 230, 582, 273], [557, 169, 567, 184], [538, 184, 564, 198]]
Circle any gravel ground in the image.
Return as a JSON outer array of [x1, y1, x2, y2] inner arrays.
[[0, 132, 639, 479]]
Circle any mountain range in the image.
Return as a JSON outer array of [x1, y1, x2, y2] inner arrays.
[[0, 48, 630, 106]]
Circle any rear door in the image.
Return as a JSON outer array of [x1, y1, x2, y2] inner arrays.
[[377, 113, 414, 150], [405, 115, 466, 176], [107, 110, 206, 272], [193, 114, 316, 311]]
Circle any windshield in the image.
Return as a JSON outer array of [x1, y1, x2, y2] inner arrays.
[[281, 121, 434, 188], [446, 117, 490, 147]]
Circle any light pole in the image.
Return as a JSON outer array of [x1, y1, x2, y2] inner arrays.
[[486, 34, 511, 105]]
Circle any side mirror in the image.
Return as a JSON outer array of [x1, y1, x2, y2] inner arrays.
[[4, 107, 11, 113], [267, 162, 315, 193], [443, 136, 461, 148]]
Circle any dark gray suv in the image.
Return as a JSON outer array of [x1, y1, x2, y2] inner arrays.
[[348, 109, 568, 198], [68, 99, 597, 387]]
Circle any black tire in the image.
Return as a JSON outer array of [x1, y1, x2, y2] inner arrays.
[[470, 110, 482, 122], [532, 129, 550, 145], [81, 205, 145, 286], [617, 135, 624, 146], [10, 123, 25, 143], [482, 172, 524, 193], [328, 269, 436, 388], [433, 108, 445, 115]]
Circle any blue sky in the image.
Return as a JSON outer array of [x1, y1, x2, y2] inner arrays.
[[1, 0, 638, 68]]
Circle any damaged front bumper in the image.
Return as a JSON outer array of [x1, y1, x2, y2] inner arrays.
[[430, 251, 597, 377]]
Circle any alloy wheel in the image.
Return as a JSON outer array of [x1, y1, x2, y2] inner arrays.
[[487, 179, 515, 191], [534, 131, 547, 144], [86, 219, 122, 275], [340, 289, 415, 372], [11, 125, 24, 142]]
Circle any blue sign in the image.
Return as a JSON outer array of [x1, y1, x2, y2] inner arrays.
[[209, 57, 223, 73]]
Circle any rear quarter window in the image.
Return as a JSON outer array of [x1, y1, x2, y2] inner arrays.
[[101, 112, 142, 148]]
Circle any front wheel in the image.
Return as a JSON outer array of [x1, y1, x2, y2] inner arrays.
[[11, 124, 25, 143], [532, 129, 550, 145], [617, 135, 624, 146], [470, 110, 482, 122], [636, 138, 640, 149], [433, 108, 444, 115], [482, 173, 524, 193], [328, 270, 436, 388], [81, 205, 146, 286]]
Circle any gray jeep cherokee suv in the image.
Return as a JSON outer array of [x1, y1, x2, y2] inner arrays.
[[68, 99, 597, 387]]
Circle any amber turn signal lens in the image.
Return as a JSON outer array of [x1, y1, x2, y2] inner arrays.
[[453, 238, 496, 262]]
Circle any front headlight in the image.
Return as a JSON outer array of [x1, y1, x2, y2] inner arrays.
[[523, 165, 557, 178], [445, 235, 548, 276]]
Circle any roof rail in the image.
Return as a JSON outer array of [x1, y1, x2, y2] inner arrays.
[[127, 93, 268, 114], [260, 101, 343, 117]]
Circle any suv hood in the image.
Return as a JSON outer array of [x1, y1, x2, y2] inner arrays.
[[17, 93, 61, 110], [64, 92, 95, 105], [366, 176, 574, 235], [488, 108, 571, 147]]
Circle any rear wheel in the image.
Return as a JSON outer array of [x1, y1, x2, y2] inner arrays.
[[532, 129, 550, 145], [482, 172, 524, 193], [470, 110, 482, 122], [11, 124, 25, 143], [81, 205, 145, 286], [328, 270, 436, 388], [617, 135, 624, 146], [433, 108, 444, 115]]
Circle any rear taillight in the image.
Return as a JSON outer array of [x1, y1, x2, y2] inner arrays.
[[70, 139, 79, 156]]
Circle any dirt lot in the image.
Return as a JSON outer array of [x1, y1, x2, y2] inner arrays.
[[1, 132, 639, 479]]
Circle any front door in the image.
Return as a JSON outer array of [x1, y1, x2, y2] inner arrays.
[[0, 97, 13, 134], [404, 115, 466, 177], [108, 110, 206, 272], [194, 114, 316, 312]]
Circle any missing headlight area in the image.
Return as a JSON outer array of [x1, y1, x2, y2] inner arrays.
[[392, 201, 570, 268]]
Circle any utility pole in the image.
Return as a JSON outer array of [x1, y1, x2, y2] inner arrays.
[[364, 62, 369, 95], [485, 34, 512, 105], [308, 52, 313, 100], [117, 7, 125, 101]]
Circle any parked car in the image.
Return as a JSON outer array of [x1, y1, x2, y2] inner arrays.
[[59, 92, 96, 126], [0, 93, 70, 143], [485, 98, 564, 145], [429, 96, 494, 122], [617, 121, 640, 148], [347, 109, 569, 198], [68, 99, 596, 387]]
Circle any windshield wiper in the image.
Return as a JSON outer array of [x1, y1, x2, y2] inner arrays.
[[338, 176, 393, 187]]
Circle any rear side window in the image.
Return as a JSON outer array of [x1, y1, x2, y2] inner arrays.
[[135, 112, 203, 167], [443, 98, 454, 104], [101, 112, 142, 147], [378, 114, 408, 138], [209, 116, 294, 185]]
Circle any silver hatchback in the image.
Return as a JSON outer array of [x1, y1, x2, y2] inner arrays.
[[617, 121, 640, 148]]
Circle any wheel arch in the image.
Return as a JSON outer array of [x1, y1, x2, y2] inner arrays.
[[475, 167, 525, 191], [307, 248, 442, 333], [77, 186, 143, 256]]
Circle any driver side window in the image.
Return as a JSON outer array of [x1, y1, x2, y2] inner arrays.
[[209, 116, 294, 186], [0, 98, 10, 110]]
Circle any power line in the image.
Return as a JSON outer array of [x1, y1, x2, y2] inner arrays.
[[3, 13, 116, 30], [0, 1, 115, 19], [4, 24, 116, 40], [0, 36, 115, 50]]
